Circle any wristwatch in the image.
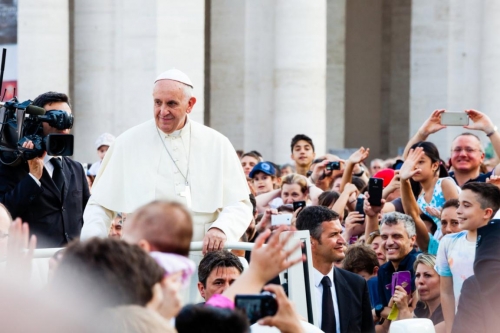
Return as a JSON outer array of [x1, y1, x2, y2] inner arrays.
[[353, 166, 365, 177], [487, 125, 498, 137], [375, 304, 384, 319]]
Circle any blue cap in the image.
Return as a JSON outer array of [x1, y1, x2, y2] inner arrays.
[[249, 162, 276, 179]]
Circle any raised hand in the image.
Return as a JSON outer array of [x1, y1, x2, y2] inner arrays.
[[418, 109, 446, 136], [486, 175, 500, 190], [348, 147, 370, 164], [464, 109, 496, 133], [399, 148, 425, 181], [363, 192, 386, 217]]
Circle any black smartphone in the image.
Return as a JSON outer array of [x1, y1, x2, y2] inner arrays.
[[355, 198, 365, 219], [368, 177, 383, 206], [325, 161, 340, 171], [293, 201, 306, 212], [235, 293, 278, 324]]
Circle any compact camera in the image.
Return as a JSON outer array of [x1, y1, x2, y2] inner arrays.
[[325, 161, 340, 171]]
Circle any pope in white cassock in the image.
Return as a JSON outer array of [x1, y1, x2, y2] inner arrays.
[[81, 69, 252, 253]]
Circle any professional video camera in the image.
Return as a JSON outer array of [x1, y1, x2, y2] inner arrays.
[[0, 48, 74, 166]]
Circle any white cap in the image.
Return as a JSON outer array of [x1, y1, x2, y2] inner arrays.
[[154, 69, 193, 88], [95, 133, 115, 149]]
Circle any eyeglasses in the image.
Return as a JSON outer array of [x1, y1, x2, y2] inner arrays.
[[452, 147, 481, 154]]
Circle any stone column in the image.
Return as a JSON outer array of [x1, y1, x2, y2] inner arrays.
[[273, 0, 327, 164], [479, 0, 500, 134], [410, 0, 491, 160], [209, 0, 246, 150], [156, 0, 205, 123], [17, 0, 69, 99], [326, 0, 346, 152], [72, 0, 205, 163]]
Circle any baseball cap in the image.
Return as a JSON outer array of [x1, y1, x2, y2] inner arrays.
[[95, 133, 115, 150], [373, 168, 395, 188], [249, 162, 276, 179]]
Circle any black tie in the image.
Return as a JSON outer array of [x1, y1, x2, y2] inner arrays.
[[321, 276, 337, 333], [50, 157, 64, 194]]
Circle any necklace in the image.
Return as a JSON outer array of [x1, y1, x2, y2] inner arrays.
[[156, 121, 192, 207]]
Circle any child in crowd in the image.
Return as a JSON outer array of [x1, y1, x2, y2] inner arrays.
[[440, 199, 461, 237], [409, 141, 460, 236], [436, 182, 500, 333], [249, 162, 281, 209], [88, 133, 115, 176]]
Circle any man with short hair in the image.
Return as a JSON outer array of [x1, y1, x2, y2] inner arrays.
[[296, 206, 374, 333], [197, 250, 243, 302], [121, 200, 193, 257], [403, 109, 500, 186], [376, 212, 418, 321], [0, 92, 90, 248], [290, 134, 316, 177], [82, 69, 252, 254], [370, 159, 383, 176], [342, 245, 380, 309]]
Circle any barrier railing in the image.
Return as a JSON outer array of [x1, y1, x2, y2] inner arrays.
[[31, 232, 318, 326]]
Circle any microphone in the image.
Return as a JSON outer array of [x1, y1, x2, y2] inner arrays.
[[26, 104, 46, 115], [0, 101, 46, 115]]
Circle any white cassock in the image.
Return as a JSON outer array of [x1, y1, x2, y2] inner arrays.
[[81, 118, 252, 242]]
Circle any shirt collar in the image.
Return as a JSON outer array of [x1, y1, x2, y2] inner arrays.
[[43, 154, 60, 165], [313, 266, 335, 288]]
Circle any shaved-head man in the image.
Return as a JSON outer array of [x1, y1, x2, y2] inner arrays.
[[122, 201, 193, 256]]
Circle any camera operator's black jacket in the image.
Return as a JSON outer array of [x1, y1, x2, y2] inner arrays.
[[0, 157, 90, 248]]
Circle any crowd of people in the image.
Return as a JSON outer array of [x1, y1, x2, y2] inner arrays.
[[0, 68, 500, 333]]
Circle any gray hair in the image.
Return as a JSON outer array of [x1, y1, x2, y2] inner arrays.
[[182, 84, 193, 100], [381, 212, 416, 238]]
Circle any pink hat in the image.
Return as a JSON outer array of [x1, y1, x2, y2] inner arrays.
[[373, 168, 395, 188]]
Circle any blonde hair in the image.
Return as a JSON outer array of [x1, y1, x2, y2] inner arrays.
[[281, 174, 308, 194]]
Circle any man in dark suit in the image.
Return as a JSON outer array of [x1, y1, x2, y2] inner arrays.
[[297, 206, 375, 333], [0, 92, 90, 248]]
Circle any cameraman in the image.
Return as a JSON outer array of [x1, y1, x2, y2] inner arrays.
[[0, 92, 90, 248]]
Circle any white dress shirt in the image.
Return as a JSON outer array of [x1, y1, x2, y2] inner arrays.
[[29, 155, 61, 186], [313, 267, 341, 333]]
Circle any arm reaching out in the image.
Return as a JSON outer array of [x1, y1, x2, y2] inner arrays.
[[340, 147, 370, 193], [403, 110, 446, 159], [399, 148, 430, 252]]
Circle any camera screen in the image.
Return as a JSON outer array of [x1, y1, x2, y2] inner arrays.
[[235, 298, 264, 324]]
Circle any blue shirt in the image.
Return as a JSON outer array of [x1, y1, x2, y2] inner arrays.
[[448, 170, 493, 185], [367, 276, 380, 309]]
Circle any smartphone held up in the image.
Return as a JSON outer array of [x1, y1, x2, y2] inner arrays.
[[440, 112, 469, 126]]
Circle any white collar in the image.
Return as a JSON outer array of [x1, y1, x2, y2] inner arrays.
[[313, 266, 335, 288], [43, 154, 61, 165]]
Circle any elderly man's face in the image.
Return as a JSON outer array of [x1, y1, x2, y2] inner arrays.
[[153, 80, 196, 134]]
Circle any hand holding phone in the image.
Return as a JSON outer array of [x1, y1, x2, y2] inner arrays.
[[368, 178, 383, 206], [271, 214, 292, 226], [235, 292, 278, 324], [292, 201, 306, 212], [391, 271, 412, 296], [440, 112, 469, 126]]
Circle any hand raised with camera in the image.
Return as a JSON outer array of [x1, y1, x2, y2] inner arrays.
[[464, 109, 496, 133], [399, 148, 425, 181], [22, 140, 45, 180], [256, 209, 279, 233], [258, 284, 304, 333], [418, 109, 446, 137], [363, 192, 386, 217]]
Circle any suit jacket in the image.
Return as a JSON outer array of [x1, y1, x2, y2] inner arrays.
[[333, 267, 375, 333], [0, 157, 90, 248]]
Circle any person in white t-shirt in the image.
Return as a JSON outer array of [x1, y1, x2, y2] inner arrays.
[[435, 182, 500, 333]]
